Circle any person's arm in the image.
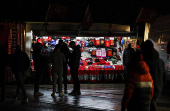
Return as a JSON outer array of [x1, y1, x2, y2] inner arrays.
[[121, 73, 136, 108]]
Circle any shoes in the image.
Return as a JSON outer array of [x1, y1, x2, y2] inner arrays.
[[59, 92, 64, 97], [51, 93, 55, 97], [64, 90, 68, 94], [22, 98, 28, 104], [34, 92, 44, 96], [69, 91, 81, 96]]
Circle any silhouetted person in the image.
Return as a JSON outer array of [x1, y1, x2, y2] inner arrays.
[[68, 41, 81, 96], [41, 41, 53, 84], [58, 40, 70, 94], [0, 46, 7, 102], [123, 43, 135, 80], [50, 44, 66, 97], [11, 45, 30, 103], [121, 51, 154, 111], [33, 43, 44, 96], [167, 39, 170, 59], [141, 40, 166, 111]]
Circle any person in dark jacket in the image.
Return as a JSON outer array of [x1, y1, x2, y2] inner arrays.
[[141, 40, 166, 111], [123, 43, 135, 80], [41, 41, 53, 84], [121, 51, 154, 111], [50, 44, 66, 97], [33, 43, 44, 96], [59, 40, 70, 94], [167, 39, 170, 59], [0, 46, 7, 102], [68, 41, 81, 96], [11, 45, 30, 103]]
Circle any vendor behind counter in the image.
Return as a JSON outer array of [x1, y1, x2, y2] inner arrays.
[[108, 51, 121, 64]]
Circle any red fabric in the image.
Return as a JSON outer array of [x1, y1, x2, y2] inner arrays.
[[105, 40, 110, 47], [91, 50, 96, 56], [81, 4, 93, 30], [137, 8, 157, 23], [110, 39, 114, 45], [46, 3, 68, 21]]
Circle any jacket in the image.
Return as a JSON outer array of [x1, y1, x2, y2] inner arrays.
[[143, 48, 166, 99], [11, 50, 30, 73], [69, 45, 81, 68], [33, 48, 45, 70], [60, 43, 70, 66], [0, 47, 7, 73], [50, 49, 66, 72], [122, 60, 154, 111], [123, 47, 135, 66]]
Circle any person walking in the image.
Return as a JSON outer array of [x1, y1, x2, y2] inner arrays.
[[0, 46, 7, 102], [141, 40, 166, 111], [33, 43, 44, 96], [50, 44, 66, 97], [11, 45, 30, 103], [123, 43, 135, 80], [58, 40, 70, 94], [121, 51, 154, 111], [68, 41, 81, 96]]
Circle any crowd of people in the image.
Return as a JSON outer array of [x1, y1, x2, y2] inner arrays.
[[0, 39, 167, 111]]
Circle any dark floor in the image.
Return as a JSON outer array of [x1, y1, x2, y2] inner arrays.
[[1, 81, 170, 111]]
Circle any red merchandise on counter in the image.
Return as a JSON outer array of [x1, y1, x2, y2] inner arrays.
[[48, 36, 52, 41], [91, 50, 96, 56], [105, 38, 110, 47], [38, 39, 43, 44], [107, 50, 112, 56], [110, 38, 114, 46]]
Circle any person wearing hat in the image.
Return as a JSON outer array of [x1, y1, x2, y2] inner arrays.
[[68, 41, 81, 96]]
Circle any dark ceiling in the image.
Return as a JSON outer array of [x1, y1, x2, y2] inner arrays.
[[1, 0, 170, 30]]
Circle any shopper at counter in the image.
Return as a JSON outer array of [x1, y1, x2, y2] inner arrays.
[[121, 51, 154, 111], [11, 45, 30, 103], [68, 41, 81, 96], [0, 46, 7, 102], [41, 41, 53, 84], [59, 40, 70, 94], [33, 43, 44, 96], [50, 44, 66, 97], [141, 40, 166, 111], [123, 43, 135, 80]]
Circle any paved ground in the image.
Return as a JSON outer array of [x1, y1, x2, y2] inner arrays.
[[1, 82, 170, 111]]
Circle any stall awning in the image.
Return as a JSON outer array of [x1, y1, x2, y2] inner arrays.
[[34, 30, 137, 37]]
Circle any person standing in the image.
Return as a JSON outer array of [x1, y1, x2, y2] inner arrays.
[[41, 41, 53, 84], [121, 51, 154, 111], [167, 39, 170, 59], [141, 40, 166, 111], [123, 43, 135, 80], [58, 40, 70, 94], [0, 46, 7, 102], [68, 41, 81, 96], [11, 45, 30, 103], [50, 44, 66, 97], [33, 43, 44, 96]]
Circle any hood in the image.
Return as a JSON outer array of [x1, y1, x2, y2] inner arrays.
[[143, 48, 159, 60], [134, 61, 150, 74]]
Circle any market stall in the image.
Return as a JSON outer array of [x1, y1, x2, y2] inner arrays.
[[30, 36, 131, 83]]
